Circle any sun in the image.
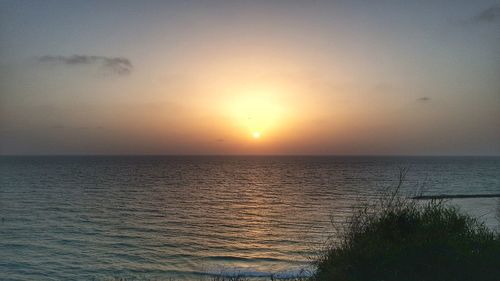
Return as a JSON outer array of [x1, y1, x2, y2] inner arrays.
[[224, 88, 288, 143]]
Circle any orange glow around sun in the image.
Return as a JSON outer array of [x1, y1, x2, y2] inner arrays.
[[223, 87, 290, 142]]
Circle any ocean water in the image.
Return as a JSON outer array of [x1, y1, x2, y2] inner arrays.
[[0, 156, 499, 280]]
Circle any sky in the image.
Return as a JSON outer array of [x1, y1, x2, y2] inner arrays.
[[0, 0, 499, 155]]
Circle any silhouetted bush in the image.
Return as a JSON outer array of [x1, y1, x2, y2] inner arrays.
[[311, 171, 500, 281]]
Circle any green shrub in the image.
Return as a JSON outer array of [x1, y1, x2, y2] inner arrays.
[[311, 172, 500, 281]]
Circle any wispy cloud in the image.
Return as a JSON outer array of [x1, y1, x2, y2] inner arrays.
[[470, 4, 500, 23], [38, 55, 133, 75], [416, 96, 431, 102]]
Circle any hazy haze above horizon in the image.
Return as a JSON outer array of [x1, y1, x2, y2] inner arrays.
[[1, 0, 499, 155]]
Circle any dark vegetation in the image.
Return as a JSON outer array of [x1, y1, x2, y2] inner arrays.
[[311, 169, 500, 281]]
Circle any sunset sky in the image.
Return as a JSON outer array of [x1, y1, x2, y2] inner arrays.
[[1, 0, 499, 155]]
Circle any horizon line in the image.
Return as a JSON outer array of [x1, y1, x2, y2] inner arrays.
[[1, 154, 499, 157]]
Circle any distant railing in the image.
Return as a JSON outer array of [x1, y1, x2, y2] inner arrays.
[[413, 194, 500, 200]]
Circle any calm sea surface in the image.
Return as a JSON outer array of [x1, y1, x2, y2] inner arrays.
[[1, 156, 499, 280]]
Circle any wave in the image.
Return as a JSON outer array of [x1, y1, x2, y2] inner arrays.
[[204, 255, 289, 263], [203, 266, 314, 279]]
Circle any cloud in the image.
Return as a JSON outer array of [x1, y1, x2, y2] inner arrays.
[[471, 5, 500, 23], [38, 55, 133, 75], [416, 96, 431, 102]]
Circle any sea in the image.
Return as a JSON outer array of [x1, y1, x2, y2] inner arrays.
[[1, 156, 499, 280]]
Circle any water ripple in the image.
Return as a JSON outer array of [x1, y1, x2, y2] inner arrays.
[[1, 156, 499, 280]]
